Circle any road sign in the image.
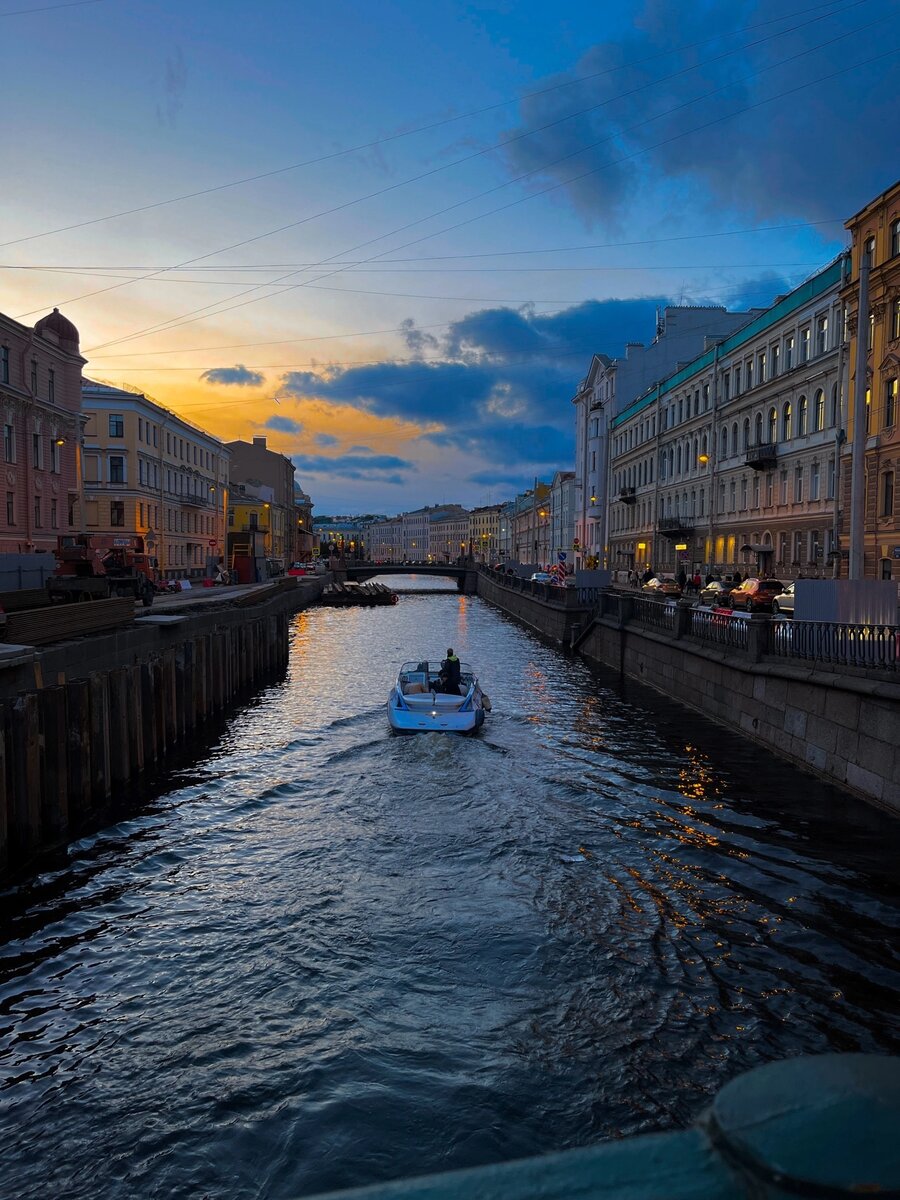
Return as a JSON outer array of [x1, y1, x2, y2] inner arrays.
[[208, 539, 217, 547]]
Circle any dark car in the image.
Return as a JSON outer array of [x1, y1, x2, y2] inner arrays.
[[697, 579, 731, 608], [727, 578, 785, 613]]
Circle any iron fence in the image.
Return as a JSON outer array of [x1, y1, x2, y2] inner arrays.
[[690, 607, 749, 651], [769, 620, 899, 670], [631, 595, 676, 631]]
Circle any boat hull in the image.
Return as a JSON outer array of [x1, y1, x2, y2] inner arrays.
[[387, 685, 485, 734]]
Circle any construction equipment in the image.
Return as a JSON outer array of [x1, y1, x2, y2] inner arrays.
[[48, 535, 157, 606]]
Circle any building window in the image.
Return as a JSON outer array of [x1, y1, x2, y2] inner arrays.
[[723, 372, 730, 401], [800, 328, 810, 363], [740, 478, 747, 510], [863, 236, 875, 268], [758, 351, 766, 382], [5, 492, 13, 524], [827, 457, 835, 499], [867, 311, 874, 351], [816, 315, 828, 356], [51, 499, 58, 529], [731, 422, 739, 456], [798, 394, 808, 436], [782, 401, 792, 441], [810, 531, 820, 564], [111, 500, 125, 527], [893, 298, 900, 342], [771, 344, 779, 377], [785, 336, 794, 370], [30, 360, 37, 393], [720, 428, 728, 459], [830, 384, 840, 427], [865, 387, 871, 434], [742, 418, 750, 451], [885, 377, 897, 429], [109, 455, 125, 484], [883, 471, 895, 518], [793, 530, 804, 564], [755, 412, 763, 445], [746, 361, 753, 390], [810, 461, 820, 500], [794, 467, 803, 503], [109, 413, 124, 438], [48, 368, 55, 403], [768, 407, 777, 443], [703, 383, 710, 410], [0, 347, 8, 384], [780, 470, 788, 504], [766, 473, 774, 507], [32, 433, 41, 469], [753, 475, 760, 509], [891, 218, 900, 258], [33, 496, 41, 527], [734, 365, 741, 394], [814, 389, 825, 431]]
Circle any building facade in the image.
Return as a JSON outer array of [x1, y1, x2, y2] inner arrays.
[[572, 306, 760, 569], [607, 258, 846, 581], [226, 437, 295, 569], [368, 517, 403, 562], [842, 179, 900, 579], [511, 482, 551, 566], [469, 503, 503, 563], [0, 307, 84, 553], [548, 471, 575, 570], [82, 380, 229, 579], [428, 506, 470, 562]]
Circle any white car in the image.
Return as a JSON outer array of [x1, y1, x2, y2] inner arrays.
[[530, 571, 553, 583]]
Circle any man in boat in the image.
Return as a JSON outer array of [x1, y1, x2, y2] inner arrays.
[[439, 648, 461, 693]]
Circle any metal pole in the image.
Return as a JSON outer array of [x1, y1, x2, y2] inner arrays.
[[848, 249, 869, 580]]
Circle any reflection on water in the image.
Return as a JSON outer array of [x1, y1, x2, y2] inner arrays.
[[1, 578, 898, 1199]]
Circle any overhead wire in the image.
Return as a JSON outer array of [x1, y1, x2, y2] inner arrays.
[[17, 0, 874, 326], [0, 0, 861, 248], [83, 22, 895, 354]]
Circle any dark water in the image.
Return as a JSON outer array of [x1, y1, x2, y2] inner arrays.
[[2, 578, 899, 1199]]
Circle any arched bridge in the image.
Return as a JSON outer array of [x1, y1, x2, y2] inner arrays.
[[337, 563, 478, 593]]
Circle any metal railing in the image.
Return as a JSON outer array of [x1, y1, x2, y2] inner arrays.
[[690, 607, 750, 651], [769, 620, 899, 670], [631, 595, 676, 631]]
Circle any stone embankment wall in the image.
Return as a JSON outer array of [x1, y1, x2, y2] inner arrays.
[[0, 579, 324, 879], [476, 572, 900, 816]]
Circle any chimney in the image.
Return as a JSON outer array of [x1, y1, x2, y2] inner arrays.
[[253, 436, 267, 448]]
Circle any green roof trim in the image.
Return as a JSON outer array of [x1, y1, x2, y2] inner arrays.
[[610, 255, 848, 430]]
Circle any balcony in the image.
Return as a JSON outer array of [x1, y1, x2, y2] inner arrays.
[[658, 517, 694, 538], [617, 487, 636, 504], [745, 442, 778, 469]]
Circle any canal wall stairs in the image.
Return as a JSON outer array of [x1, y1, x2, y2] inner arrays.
[[476, 570, 900, 817]]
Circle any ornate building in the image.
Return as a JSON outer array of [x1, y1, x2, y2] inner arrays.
[[0, 308, 84, 553], [842, 178, 900, 579]]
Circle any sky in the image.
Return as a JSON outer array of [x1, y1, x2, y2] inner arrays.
[[3, 0, 899, 513]]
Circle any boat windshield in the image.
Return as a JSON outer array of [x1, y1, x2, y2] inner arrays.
[[400, 660, 474, 677]]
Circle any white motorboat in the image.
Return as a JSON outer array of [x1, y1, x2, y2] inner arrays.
[[388, 660, 489, 734]]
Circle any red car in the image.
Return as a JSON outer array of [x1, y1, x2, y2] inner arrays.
[[727, 578, 785, 613]]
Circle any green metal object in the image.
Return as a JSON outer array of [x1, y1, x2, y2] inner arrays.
[[303, 1055, 900, 1200]]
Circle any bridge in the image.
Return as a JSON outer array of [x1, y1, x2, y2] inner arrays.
[[336, 562, 478, 593]]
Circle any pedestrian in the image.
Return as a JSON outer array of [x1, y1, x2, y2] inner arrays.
[[732, 569, 742, 585], [439, 647, 461, 693], [691, 572, 701, 593], [676, 567, 687, 591]]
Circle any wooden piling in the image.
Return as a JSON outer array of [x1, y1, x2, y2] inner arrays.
[[66, 679, 92, 821], [39, 686, 69, 843], [11, 693, 41, 857]]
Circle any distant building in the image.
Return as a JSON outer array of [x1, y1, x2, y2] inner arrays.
[[82, 379, 228, 579], [367, 517, 403, 562], [511, 482, 551, 565], [226, 436, 295, 569], [293, 482, 314, 559], [469, 503, 503, 562], [427, 505, 470, 562], [548, 470, 575, 569], [0, 307, 84, 553], [842, 178, 900, 579]]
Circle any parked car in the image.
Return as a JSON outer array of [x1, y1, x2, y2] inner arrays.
[[530, 571, 553, 583], [697, 579, 731, 608], [641, 575, 682, 598], [727, 578, 785, 612], [771, 582, 795, 617]]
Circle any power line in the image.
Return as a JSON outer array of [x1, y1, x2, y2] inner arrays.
[[0, 0, 859, 247], [84, 29, 895, 354], [19, 0, 874, 327], [0, 0, 105, 15]]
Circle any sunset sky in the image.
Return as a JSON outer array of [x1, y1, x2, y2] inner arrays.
[[4, 0, 898, 512]]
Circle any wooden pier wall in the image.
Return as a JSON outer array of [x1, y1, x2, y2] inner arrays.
[[0, 580, 323, 879]]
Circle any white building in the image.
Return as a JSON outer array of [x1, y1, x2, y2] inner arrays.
[[428, 506, 470, 562], [548, 470, 575, 571], [572, 306, 760, 568], [608, 257, 846, 579], [368, 517, 403, 561]]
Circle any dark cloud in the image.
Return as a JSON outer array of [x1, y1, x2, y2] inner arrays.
[[201, 363, 265, 387], [498, 0, 898, 226], [264, 415, 303, 434], [290, 451, 413, 483], [399, 318, 439, 358], [315, 433, 339, 447]]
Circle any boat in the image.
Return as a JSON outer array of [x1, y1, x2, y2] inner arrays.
[[321, 581, 399, 606], [387, 660, 490, 734]]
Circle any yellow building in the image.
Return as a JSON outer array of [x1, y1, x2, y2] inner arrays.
[[842, 180, 900, 579], [81, 380, 229, 579], [469, 503, 503, 562]]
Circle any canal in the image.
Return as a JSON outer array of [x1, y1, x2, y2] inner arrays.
[[1, 577, 899, 1199]]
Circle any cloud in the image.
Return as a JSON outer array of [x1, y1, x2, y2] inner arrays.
[[399, 318, 439, 358], [497, 0, 899, 226], [264, 415, 303, 435], [291, 450, 414, 483], [315, 433, 339, 447], [201, 363, 265, 387]]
